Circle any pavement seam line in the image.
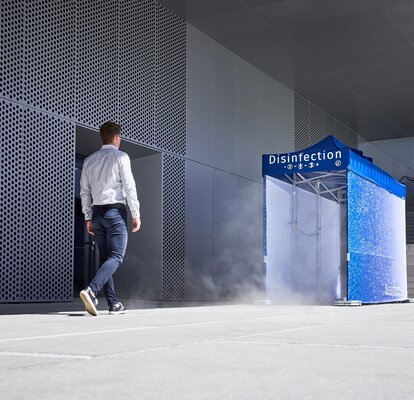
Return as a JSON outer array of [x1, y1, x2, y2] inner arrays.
[[220, 312, 408, 341], [0, 317, 294, 343], [0, 311, 371, 344], [0, 309, 410, 345], [222, 340, 414, 351], [0, 351, 93, 360]]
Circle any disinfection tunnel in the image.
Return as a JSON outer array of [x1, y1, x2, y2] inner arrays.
[[263, 136, 407, 305]]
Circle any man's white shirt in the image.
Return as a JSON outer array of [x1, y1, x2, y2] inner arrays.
[[80, 144, 140, 220]]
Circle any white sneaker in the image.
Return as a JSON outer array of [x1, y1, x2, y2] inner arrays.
[[109, 302, 127, 315], [80, 287, 98, 316]]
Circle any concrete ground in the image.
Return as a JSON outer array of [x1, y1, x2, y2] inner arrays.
[[1, 301, 414, 400]]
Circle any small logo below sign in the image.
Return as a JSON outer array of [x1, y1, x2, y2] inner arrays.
[[335, 160, 342, 167]]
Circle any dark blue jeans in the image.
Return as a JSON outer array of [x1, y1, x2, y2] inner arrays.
[[89, 207, 128, 306]]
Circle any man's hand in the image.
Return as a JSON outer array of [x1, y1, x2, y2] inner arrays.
[[132, 217, 141, 233], [86, 220, 94, 236]]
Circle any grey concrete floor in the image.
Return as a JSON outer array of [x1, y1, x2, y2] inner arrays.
[[1, 301, 414, 399]]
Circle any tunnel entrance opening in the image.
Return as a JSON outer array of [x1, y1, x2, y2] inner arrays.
[[74, 126, 163, 301]]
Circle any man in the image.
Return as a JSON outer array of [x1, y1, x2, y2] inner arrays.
[[79, 121, 141, 316]]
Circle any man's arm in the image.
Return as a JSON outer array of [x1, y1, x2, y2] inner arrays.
[[80, 162, 94, 234], [119, 154, 141, 232]]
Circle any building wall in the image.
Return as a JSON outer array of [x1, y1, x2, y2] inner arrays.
[[1, 0, 186, 302], [7, 1, 394, 302], [1, 1, 295, 302], [185, 26, 294, 300], [358, 136, 414, 197]]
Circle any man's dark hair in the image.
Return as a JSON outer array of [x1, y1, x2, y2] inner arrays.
[[100, 121, 121, 144]]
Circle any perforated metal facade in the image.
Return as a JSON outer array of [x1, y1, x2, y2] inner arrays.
[[155, 4, 186, 156], [1, 0, 24, 102], [1, 1, 186, 302], [0, 101, 74, 302], [309, 102, 325, 146], [76, 0, 118, 127], [120, 0, 155, 145], [293, 94, 310, 151], [0, 101, 23, 302], [294, 93, 358, 150], [25, 0, 76, 118], [21, 108, 74, 301]]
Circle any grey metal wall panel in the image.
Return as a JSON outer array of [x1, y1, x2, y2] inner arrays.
[[236, 177, 264, 298], [75, 0, 118, 128], [213, 44, 238, 174], [186, 25, 295, 171], [0, 100, 23, 302], [185, 26, 297, 300], [186, 165, 264, 301], [119, 0, 155, 145], [162, 154, 185, 300], [25, 0, 76, 118], [364, 137, 414, 175], [358, 141, 394, 175], [21, 108, 74, 301], [116, 153, 163, 300], [237, 60, 259, 181], [155, 4, 186, 156], [1, 0, 23, 101], [184, 160, 214, 300], [258, 73, 278, 156], [186, 25, 214, 165], [213, 169, 238, 299]]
